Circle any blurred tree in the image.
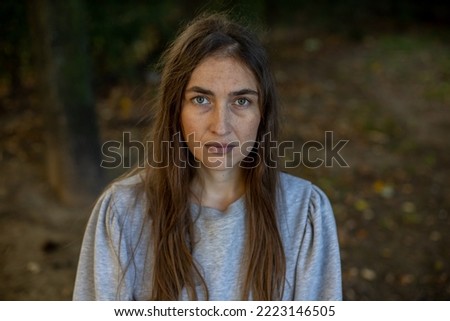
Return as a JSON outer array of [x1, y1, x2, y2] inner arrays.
[[0, 1, 30, 99], [28, 0, 103, 204]]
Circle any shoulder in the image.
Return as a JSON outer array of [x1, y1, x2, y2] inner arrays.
[[277, 171, 334, 229], [278, 171, 313, 207], [278, 171, 312, 192], [278, 171, 331, 205], [92, 172, 147, 234], [101, 173, 145, 210]]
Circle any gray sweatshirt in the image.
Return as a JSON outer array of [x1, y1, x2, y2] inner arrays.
[[73, 172, 342, 300]]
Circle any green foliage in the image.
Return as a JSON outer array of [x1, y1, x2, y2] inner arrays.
[[1, 0, 449, 93], [86, 0, 182, 85], [84, 0, 272, 86]]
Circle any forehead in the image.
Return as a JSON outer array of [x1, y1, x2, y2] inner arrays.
[[187, 55, 258, 90]]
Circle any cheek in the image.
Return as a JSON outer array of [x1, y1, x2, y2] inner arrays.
[[180, 112, 201, 155], [180, 111, 195, 138], [244, 116, 261, 141]]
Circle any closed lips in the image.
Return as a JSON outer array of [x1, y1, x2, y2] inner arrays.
[[205, 142, 237, 154]]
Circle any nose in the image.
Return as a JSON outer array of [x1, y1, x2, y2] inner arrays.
[[209, 103, 231, 136]]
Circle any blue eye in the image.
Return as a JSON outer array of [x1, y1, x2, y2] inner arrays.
[[235, 98, 250, 106], [192, 96, 210, 105]]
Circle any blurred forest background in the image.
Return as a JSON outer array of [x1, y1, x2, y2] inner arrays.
[[1, 0, 449, 300]]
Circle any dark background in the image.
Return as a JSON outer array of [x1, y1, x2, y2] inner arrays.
[[1, 0, 449, 300]]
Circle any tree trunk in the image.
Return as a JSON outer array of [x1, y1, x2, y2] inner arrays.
[[29, 0, 103, 204]]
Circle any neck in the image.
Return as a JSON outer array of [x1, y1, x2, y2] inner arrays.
[[191, 167, 245, 211]]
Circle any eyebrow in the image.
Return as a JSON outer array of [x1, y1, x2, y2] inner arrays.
[[185, 86, 259, 97]]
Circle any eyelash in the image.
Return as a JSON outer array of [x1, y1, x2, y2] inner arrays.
[[191, 96, 252, 107], [192, 96, 210, 105], [234, 98, 251, 107]]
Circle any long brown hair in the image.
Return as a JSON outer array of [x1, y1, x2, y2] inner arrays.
[[143, 13, 285, 300]]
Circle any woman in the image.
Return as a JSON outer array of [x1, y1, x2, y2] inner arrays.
[[73, 13, 342, 301]]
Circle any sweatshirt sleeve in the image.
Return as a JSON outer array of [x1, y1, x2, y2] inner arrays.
[[294, 185, 342, 300], [73, 186, 135, 300]]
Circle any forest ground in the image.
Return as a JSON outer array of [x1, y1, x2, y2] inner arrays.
[[0, 26, 449, 300]]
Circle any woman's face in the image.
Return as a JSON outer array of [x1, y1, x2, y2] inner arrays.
[[181, 55, 261, 172]]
